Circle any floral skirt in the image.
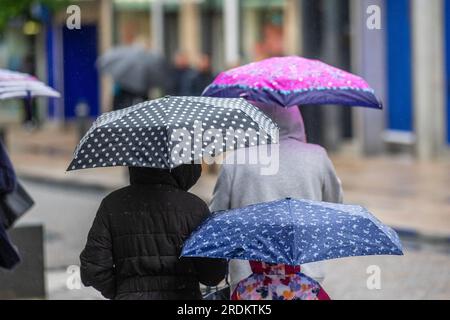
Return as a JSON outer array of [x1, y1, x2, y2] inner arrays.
[[231, 272, 330, 300]]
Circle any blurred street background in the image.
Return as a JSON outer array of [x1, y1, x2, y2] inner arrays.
[[0, 0, 449, 299]]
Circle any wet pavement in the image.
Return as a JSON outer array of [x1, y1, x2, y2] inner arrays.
[[322, 243, 450, 299], [332, 153, 450, 237]]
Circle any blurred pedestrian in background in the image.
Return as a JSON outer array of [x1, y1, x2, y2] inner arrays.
[[112, 83, 148, 111], [20, 54, 38, 129], [168, 52, 197, 96], [80, 165, 227, 300], [192, 54, 215, 96], [97, 39, 169, 111], [210, 103, 343, 294]]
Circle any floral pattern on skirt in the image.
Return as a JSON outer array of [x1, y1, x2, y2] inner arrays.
[[231, 262, 330, 300]]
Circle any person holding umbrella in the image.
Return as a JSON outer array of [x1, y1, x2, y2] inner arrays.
[[73, 96, 279, 300], [0, 67, 61, 137], [80, 164, 227, 300], [204, 56, 384, 294], [209, 103, 343, 292], [182, 198, 403, 300], [97, 42, 169, 111]]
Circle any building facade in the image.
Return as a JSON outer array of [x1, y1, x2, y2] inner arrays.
[[1, 0, 448, 158]]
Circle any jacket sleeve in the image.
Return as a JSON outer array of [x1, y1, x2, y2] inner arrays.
[[189, 202, 227, 287], [321, 153, 344, 204], [80, 200, 115, 299], [209, 166, 232, 212], [192, 256, 228, 287]]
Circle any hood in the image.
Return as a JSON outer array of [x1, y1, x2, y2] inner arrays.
[[129, 164, 202, 191], [249, 101, 307, 142]]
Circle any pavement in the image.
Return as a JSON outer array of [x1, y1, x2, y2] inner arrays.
[[3, 124, 450, 299], [332, 153, 450, 239]]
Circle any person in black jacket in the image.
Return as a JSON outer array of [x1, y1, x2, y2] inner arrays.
[[80, 164, 227, 300]]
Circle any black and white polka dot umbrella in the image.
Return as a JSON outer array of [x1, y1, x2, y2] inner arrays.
[[67, 96, 279, 171]]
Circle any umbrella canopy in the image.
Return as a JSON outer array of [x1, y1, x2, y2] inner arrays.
[[202, 56, 381, 109], [97, 45, 168, 94], [181, 198, 403, 266], [68, 96, 278, 171], [0, 69, 60, 100]]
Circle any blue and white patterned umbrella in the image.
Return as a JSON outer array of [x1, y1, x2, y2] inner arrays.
[[182, 198, 403, 265]]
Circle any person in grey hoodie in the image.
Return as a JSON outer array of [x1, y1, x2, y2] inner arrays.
[[209, 102, 343, 293]]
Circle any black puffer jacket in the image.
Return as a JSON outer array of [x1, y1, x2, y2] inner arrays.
[[80, 165, 227, 300]]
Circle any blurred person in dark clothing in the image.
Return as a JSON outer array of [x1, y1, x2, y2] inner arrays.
[[192, 54, 215, 96], [112, 84, 148, 111], [21, 54, 38, 129], [168, 52, 197, 96]]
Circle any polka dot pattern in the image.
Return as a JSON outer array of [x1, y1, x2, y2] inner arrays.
[[68, 96, 279, 171]]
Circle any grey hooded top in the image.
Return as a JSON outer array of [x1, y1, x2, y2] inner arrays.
[[209, 103, 343, 289]]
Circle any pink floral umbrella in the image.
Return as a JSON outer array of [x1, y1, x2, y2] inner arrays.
[[202, 56, 382, 109]]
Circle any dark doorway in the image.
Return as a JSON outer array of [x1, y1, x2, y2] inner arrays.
[[62, 25, 100, 120]]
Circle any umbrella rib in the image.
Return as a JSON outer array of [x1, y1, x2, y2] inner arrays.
[[159, 96, 174, 168], [288, 198, 296, 266], [73, 100, 152, 158], [184, 96, 279, 140]]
